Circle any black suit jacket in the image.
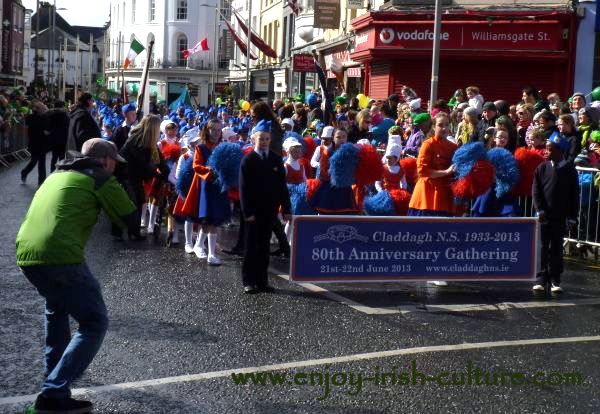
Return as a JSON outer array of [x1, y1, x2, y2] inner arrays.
[[532, 160, 579, 221], [239, 151, 291, 219], [67, 106, 101, 151]]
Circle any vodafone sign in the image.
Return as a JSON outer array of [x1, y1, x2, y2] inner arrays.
[[371, 22, 563, 51]]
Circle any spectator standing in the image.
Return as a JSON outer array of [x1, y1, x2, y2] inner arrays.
[[21, 101, 49, 185], [66, 93, 101, 151], [45, 100, 70, 172]]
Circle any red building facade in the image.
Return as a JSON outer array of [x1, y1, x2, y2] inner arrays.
[[350, 9, 578, 103], [1, 0, 26, 84]]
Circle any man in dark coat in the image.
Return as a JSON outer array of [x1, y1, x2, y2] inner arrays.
[[21, 101, 49, 185], [532, 131, 579, 294], [110, 103, 138, 150], [67, 93, 100, 151], [239, 120, 291, 294], [45, 100, 70, 172]]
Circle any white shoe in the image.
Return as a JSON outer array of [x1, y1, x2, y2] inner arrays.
[[184, 244, 194, 254], [551, 284, 563, 293], [428, 281, 448, 287], [207, 254, 221, 266], [147, 225, 154, 235], [532, 284, 545, 291], [194, 247, 208, 259]]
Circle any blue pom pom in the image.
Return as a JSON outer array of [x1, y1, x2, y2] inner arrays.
[[329, 143, 359, 188], [207, 143, 243, 192], [288, 183, 316, 215], [487, 147, 520, 198], [452, 142, 487, 178], [175, 155, 194, 197], [363, 191, 396, 216]]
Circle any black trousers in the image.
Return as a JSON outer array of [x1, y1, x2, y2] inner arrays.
[[272, 217, 290, 252], [242, 214, 273, 288], [21, 151, 47, 185], [50, 148, 65, 172], [537, 219, 566, 285]]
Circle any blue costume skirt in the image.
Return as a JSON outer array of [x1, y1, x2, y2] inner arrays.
[[198, 179, 231, 226], [288, 183, 316, 215], [309, 181, 358, 214]]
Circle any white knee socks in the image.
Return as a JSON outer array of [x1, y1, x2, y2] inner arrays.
[[208, 233, 217, 258], [184, 221, 193, 246], [194, 229, 207, 251], [147, 203, 158, 233], [140, 203, 148, 227]]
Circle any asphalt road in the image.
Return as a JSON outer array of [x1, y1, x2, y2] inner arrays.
[[1, 160, 600, 413]]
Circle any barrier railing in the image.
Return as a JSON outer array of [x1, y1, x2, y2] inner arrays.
[[0, 124, 30, 167]]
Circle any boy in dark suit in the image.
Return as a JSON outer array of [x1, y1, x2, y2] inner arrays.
[[532, 131, 579, 294], [239, 120, 292, 294]]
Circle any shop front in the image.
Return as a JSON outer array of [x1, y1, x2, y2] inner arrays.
[[350, 10, 578, 103]]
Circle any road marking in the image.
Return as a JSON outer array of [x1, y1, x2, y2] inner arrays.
[[275, 273, 402, 315], [278, 270, 600, 315], [2, 335, 600, 406]]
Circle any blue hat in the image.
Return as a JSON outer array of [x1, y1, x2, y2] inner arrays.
[[179, 119, 188, 127], [547, 131, 570, 152], [306, 93, 318, 108], [284, 131, 302, 141], [122, 103, 136, 114], [336, 113, 348, 122], [252, 119, 272, 135]]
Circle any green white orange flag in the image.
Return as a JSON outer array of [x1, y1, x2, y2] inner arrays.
[[123, 38, 145, 69]]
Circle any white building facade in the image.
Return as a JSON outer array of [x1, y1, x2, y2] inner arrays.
[[106, 0, 231, 107]]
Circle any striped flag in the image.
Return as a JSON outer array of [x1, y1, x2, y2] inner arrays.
[[183, 38, 209, 59], [234, 11, 278, 59], [287, 0, 302, 16], [225, 21, 258, 60], [123, 37, 145, 69]]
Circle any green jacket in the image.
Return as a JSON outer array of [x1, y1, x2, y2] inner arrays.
[[16, 152, 136, 266]]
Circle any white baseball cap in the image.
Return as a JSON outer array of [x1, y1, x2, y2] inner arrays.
[[281, 118, 294, 128], [321, 125, 334, 139], [221, 127, 237, 141]]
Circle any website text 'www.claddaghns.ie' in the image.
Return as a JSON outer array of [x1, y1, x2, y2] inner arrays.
[[231, 361, 584, 400]]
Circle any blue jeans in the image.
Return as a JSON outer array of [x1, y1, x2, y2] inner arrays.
[[21, 264, 108, 399]]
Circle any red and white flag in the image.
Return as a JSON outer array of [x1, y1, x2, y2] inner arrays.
[[182, 38, 209, 59], [287, 0, 302, 16]]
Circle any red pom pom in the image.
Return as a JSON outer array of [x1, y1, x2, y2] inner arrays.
[[512, 147, 545, 197], [355, 144, 384, 187], [303, 137, 317, 161], [161, 141, 181, 161], [400, 157, 418, 187], [389, 189, 412, 216], [452, 160, 495, 199], [242, 146, 254, 155], [306, 178, 321, 202]]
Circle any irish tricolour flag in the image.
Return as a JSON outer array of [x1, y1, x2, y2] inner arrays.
[[123, 38, 145, 69]]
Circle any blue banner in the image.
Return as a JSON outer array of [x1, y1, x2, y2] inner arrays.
[[290, 217, 539, 283]]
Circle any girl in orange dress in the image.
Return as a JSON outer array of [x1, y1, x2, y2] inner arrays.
[[408, 112, 457, 216]]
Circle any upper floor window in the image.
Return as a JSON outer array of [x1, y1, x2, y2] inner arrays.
[[176, 0, 187, 20], [149, 0, 155, 21], [176, 34, 187, 66]]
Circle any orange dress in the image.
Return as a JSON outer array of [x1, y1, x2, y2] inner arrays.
[[408, 136, 457, 214]]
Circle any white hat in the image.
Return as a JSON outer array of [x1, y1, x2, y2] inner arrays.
[[283, 137, 303, 152], [160, 119, 178, 134], [387, 135, 402, 148], [321, 125, 334, 139], [356, 139, 371, 146], [409, 98, 422, 111], [385, 144, 402, 159], [221, 126, 237, 141], [281, 118, 294, 128]]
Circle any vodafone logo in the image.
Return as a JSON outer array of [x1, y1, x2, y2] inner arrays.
[[379, 28, 395, 44]]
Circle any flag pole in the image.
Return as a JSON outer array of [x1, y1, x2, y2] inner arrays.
[[245, 0, 252, 101], [137, 40, 154, 120]]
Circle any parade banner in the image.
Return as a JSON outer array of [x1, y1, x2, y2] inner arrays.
[[290, 217, 539, 283]]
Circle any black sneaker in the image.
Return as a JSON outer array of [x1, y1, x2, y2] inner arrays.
[[34, 394, 93, 414]]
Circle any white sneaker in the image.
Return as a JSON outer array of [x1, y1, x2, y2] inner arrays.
[[184, 244, 194, 254], [551, 284, 563, 293], [428, 281, 448, 287], [207, 254, 221, 266], [147, 225, 154, 235], [194, 247, 208, 259], [532, 284, 545, 291]]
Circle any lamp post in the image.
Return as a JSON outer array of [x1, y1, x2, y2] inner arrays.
[[50, 1, 67, 99]]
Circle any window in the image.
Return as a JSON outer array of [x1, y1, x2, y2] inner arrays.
[[176, 0, 187, 20], [176, 34, 187, 66], [149, 0, 155, 21], [132, 0, 136, 23]]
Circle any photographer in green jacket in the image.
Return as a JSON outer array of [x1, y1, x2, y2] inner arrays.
[[16, 138, 138, 414]]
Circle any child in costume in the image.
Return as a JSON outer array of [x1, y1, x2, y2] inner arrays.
[[282, 137, 307, 245], [158, 120, 183, 246], [376, 143, 407, 192], [174, 134, 201, 253], [310, 125, 334, 178], [180, 119, 230, 265]]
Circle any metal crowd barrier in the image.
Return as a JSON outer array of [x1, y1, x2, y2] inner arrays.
[[0, 124, 30, 167]]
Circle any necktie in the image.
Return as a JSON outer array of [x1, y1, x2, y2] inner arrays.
[[262, 151, 267, 160]]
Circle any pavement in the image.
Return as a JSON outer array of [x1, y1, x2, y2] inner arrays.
[[1, 159, 600, 413]]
